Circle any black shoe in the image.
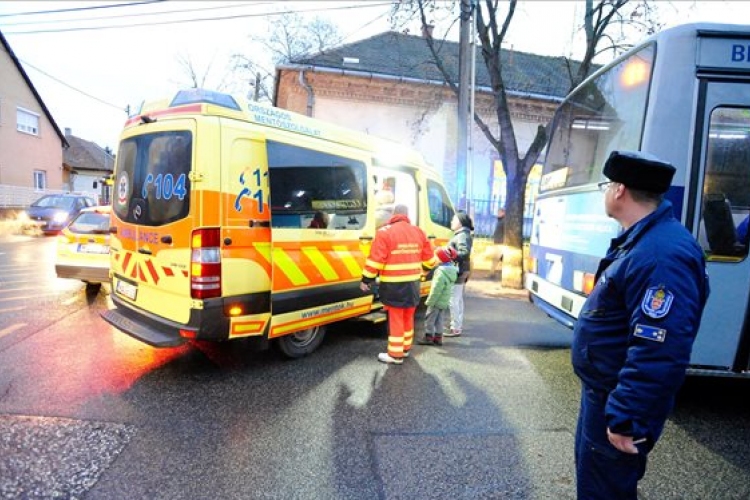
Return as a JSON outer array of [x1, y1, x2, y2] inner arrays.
[[417, 335, 434, 346], [433, 336, 443, 346]]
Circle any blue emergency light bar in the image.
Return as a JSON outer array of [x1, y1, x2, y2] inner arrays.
[[170, 89, 241, 111]]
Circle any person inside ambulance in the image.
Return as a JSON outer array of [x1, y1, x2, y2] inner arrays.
[[571, 151, 710, 499], [374, 183, 395, 229], [308, 211, 329, 229]]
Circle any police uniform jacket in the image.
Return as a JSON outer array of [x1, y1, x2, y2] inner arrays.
[[571, 200, 709, 441], [449, 227, 473, 284], [362, 214, 434, 308]]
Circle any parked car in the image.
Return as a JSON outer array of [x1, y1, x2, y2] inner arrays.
[[55, 205, 111, 289], [24, 194, 97, 234]]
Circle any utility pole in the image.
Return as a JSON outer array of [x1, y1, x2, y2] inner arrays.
[[456, 0, 472, 210]]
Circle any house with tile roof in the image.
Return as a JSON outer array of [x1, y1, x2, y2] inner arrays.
[[0, 29, 68, 198], [63, 129, 115, 204], [274, 30, 585, 210]]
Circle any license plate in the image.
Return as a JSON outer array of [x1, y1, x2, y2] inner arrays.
[[78, 243, 109, 254], [116, 279, 138, 301]]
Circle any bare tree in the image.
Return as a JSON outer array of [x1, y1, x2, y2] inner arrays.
[[175, 53, 213, 89], [233, 11, 342, 103], [392, 0, 660, 288]]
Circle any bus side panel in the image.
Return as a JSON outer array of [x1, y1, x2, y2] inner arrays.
[[691, 259, 750, 369]]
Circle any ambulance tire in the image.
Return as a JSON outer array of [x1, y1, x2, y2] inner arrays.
[[275, 325, 327, 358]]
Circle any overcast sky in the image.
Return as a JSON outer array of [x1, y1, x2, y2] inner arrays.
[[2, 1, 749, 152]]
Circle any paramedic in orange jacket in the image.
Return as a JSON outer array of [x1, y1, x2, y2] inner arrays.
[[360, 204, 434, 365]]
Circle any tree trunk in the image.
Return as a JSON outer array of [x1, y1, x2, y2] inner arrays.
[[500, 163, 529, 289]]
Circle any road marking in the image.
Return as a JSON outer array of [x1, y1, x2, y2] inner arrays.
[[0, 323, 26, 339], [0, 306, 25, 314], [0, 292, 76, 303]]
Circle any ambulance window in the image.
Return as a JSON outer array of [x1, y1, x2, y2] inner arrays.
[[427, 179, 454, 229], [267, 141, 366, 229], [113, 131, 192, 226]]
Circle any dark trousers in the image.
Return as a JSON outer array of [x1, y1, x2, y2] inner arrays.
[[575, 386, 650, 500], [424, 305, 448, 336]]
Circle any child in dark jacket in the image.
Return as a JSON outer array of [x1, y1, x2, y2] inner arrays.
[[419, 246, 458, 346]]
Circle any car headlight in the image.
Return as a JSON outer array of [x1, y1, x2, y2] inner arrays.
[[53, 211, 70, 223]]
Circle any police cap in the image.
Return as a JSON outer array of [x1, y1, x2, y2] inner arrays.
[[603, 150, 676, 194]]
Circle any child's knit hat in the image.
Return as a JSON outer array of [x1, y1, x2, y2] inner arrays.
[[435, 246, 458, 263]]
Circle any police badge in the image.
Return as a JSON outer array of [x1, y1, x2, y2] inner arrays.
[[641, 286, 674, 319]]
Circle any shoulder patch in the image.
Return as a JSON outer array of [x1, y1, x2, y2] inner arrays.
[[641, 286, 673, 319], [634, 324, 667, 343]]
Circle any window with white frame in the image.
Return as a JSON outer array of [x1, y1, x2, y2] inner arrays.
[[17, 107, 40, 135], [34, 170, 46, 190]]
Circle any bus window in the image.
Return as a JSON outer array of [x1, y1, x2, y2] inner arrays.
[[543, 44, 654, 191], [699, 106, 750, 260]]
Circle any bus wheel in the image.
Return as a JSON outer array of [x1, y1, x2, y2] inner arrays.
[[275, 325, 326, 359]]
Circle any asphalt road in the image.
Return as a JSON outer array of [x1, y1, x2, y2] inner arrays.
[[0, 234, 749, 499]]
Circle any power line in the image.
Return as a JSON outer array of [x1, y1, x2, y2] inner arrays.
[[18, 58, 127, 112], [0, 0, 166, 18], [0, 2, 272, 27], [2, 2, 395, 35], [3, 1, 396, 115]]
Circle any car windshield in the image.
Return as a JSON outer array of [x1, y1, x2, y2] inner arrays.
[[68, 212, 110, 234], [32, 196, 76, 209]]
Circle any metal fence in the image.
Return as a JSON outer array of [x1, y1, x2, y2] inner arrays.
[[465, 197, 533, 239]]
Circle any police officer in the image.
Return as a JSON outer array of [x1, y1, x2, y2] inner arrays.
[[572, 151, 710, 499]]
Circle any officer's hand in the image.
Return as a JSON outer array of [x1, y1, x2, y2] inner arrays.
[[606, 428, 639, 454], [360, 282, 371, 292]]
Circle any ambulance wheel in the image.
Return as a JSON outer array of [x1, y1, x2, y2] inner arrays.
[[275, 325, 327, 358]]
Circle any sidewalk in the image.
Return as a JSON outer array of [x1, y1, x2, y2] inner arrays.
[[464, 269, 529, 300]]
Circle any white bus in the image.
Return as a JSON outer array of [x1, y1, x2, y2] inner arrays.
[[526, 23, 750, 377]]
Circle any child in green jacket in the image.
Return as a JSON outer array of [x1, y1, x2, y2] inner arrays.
[[419, 246, 458, 346]]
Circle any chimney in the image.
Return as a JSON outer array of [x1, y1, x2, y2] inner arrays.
[[421, 23, 434, 39], [64, 127, 71, 136]]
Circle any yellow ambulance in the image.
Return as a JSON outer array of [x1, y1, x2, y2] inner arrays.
[[101, 89, 455, 357]]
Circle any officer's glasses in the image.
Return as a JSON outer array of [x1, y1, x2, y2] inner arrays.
[[597, 181, 614, 192]]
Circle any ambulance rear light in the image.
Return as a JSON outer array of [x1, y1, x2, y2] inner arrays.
[[191, 228, 222, 299]]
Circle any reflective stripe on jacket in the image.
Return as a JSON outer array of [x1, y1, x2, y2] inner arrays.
[[362, 214, 434, 308]]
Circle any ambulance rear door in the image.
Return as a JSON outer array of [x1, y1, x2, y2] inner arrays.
[[111, 119, 197, 325]]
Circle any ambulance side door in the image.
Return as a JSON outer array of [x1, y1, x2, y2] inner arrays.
[[220, 121, 272, 301]]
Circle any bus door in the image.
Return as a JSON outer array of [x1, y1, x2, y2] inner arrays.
[[691, 80, 750, 373]]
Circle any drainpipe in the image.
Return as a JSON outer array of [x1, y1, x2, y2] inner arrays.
[[298, 70, 315, 117]]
